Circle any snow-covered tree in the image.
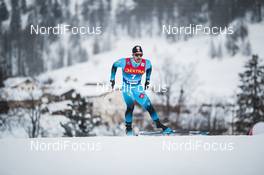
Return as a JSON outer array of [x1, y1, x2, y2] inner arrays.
[[0, 0, 9, 31], [60, 94, 102, 137], [209, 40, 217, 58], [235, 54, 264, 134], [0, 0, 9, 86]]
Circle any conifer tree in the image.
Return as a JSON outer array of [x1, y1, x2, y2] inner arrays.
[[236, 55, 264, 134]]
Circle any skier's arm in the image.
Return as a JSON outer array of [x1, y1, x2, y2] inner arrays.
[[110, 59, 124, 89], [145, 60, 152, 89], [110, 59, 124, 81], [146, 60, 152, 81]]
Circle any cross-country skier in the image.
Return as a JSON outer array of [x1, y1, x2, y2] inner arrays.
[[110, 45, 173, 136]]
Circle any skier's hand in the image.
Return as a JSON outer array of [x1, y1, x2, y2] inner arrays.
[[110, 80, 115, 89], [145, 80, 150, 90]]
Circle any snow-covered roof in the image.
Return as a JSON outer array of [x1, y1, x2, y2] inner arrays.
[[76, 85, 108, 97], [45, 86, 75, 96], [3, 77, 36, 88], [47, 100, 72, 113], [0, 88, 42, 101], [43, 84, 109, 98]]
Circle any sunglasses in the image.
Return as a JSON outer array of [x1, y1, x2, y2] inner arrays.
[[134, 53, 143, 57]]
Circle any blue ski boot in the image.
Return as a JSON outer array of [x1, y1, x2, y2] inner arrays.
[[125, 122, 134, 136], [162, 127, 173, 134], [126, 130, 134, 136], [154, 119, 173, 135]]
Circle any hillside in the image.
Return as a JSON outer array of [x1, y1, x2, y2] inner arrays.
[[39, 22, 264, 104]]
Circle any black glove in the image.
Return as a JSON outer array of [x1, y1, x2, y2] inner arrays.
[[145, 80, 150, 90], [110, 80, 115, 89]]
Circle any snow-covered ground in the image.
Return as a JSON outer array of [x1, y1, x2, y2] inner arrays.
[[0, 135, 263, 175]]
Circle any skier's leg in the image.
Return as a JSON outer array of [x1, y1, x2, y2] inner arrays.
[[133, 88, 172, 133], [143, 99, 159, 121], [122, 91, 135, 134], [142, 99, 169, 130], [122, 91, 135, 123], [132, 89, 159, 121]]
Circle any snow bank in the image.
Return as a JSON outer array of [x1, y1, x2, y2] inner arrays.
[[0, 135, 263, 175], [252, 122, 264, 135]]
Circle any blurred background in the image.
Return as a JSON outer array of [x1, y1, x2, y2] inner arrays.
[[0, 0, 264, 138]]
